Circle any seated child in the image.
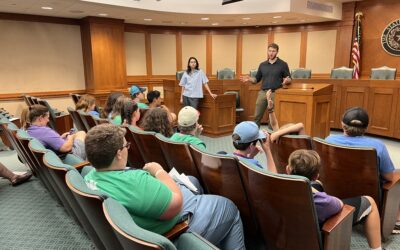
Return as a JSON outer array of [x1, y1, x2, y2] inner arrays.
[[286, 149, 383, 250]]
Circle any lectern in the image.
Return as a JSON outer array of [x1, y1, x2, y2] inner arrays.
[[163, 79, 236, 136], [275, 83, 333, 138]]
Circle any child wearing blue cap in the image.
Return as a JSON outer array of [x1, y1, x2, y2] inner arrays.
[[130, 85, 149, 109], [232, 121, 276, 172]]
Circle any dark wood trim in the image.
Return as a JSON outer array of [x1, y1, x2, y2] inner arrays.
[[0, 90, 86, 101], [176, 32, 182, 71], [299, 31, 308, 68], [206, 34, 212, 76], [268, 30, 274, 45], [0, 12, 80, 25], [124, 21, 344, 34], [127, 75, 175, 82], [145, 32, 153, 76], [236, 33, 243, 76]]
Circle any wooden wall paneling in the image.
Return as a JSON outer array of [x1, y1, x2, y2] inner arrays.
[[176, 32, 182, 72], [268, 30, 274, 45], [334, 2, 355, 68], [339, 85, 369, 116], [81, 17, 127, 92], [367, 87, 398, 136], [0, 90, 86, 102], [206, 34, 212, 76], [145, 32, 153, 76], [394, 89, 400, 139], [299, 31, 308, 68], [236, 33, 243, 77], [355, 0, 400, 79], [330, 84, 342, 128]]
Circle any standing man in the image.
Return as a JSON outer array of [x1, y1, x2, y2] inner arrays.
[[240, 43, 291, 126]]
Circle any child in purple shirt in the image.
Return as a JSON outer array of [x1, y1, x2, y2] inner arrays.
[[286, 149, 383, 250], [27, 104, 87, 160]]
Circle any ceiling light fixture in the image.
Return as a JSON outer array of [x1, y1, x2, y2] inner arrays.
[[211, 23, 219, 26], [242, 17, 251, 20], [201, 17, 210, 21], [144, 18, 152, 21], [41, 6, 53, 10], [273, 16, 282, 19], [98, 13, 108, 16]]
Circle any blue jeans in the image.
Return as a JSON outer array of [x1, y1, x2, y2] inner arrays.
[[178, 177, 245, 250]]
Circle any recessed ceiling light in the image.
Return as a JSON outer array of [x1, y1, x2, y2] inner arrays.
[[201, 17, 210, 21], [144, 18, 152, 21], [41, 6, 53, 10], [242, 17, 251, 20], [98, 13, 108, 16], [211, 23, 219, 26], [273, 16, 282, 19]]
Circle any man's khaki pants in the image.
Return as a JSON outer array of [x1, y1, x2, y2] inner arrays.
[[254, 90, 275, 126]]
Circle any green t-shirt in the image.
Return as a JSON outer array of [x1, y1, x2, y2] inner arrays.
[[138, 103, 149, 109], [111, 115, 122, 125], [170, 133, 206, 150], [84, 169, 179, 234]]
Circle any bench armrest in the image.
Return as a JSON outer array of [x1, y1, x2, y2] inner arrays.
[[163, 220, 189, 240]]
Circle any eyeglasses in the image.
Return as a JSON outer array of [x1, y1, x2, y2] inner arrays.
[[121, 142, 131, 150]]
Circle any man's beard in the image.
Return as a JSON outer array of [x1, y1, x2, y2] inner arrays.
[[269, 54, 277, 60]]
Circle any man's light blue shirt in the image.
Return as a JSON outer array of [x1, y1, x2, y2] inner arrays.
[[325, 134, 395, 174]]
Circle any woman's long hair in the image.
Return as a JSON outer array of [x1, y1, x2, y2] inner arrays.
[[76, 94, 96, 113], [121, 101, 139, 125], [101, 92, 123, 118], [142, 107, 173, 137], [186, 57, 199, 74]]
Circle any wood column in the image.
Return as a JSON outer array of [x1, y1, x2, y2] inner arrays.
[[81, 17, 128, 97]]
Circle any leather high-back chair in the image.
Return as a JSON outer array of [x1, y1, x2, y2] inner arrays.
[[224, 91, 244, 122], [189, 145, 257, 235], [370, 66, 396, 80], [216, 68, 235, 80], [249, 69, 257, 78], [66, 168, 122, 250], [238, 159, 354, 250], [330, 66, 354, 79], [313, 137, 400, 239], [269, 134, 313, 174], [176, 71, 185, 81], [156, 134, 202, 182], [291, 68, 312, 79], [129, 127, 169, 170], [67, 107, 87, 132], [124, 126, 146, 169]]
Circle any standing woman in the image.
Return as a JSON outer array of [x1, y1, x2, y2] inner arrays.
[[179, 57, 217, 110]]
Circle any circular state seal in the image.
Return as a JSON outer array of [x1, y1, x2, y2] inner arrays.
[[381, 19, 400, 56]]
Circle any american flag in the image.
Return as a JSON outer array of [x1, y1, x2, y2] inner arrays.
[[352, 13, 362, 79]]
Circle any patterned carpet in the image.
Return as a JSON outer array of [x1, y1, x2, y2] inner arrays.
[[1, 130, 400, 249]]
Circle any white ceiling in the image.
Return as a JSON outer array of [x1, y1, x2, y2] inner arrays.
[[0, 0, 360, 27]]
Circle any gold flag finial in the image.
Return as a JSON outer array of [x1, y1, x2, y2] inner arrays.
[[355, 12, 363, 21]]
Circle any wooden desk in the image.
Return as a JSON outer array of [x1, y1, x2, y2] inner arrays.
[[275, 83, 333, 138], [163, 80, 236, 136], [292, 79, 400, 139], [161, 79, 400, 139]]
